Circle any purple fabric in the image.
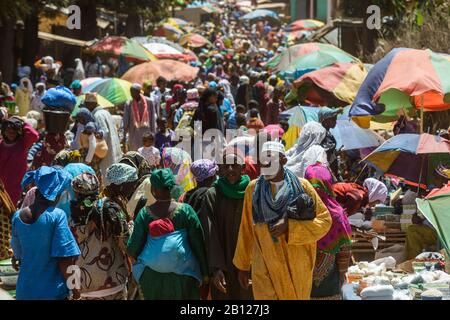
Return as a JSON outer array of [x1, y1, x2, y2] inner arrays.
[[305, 164, 352, 254], [190, 159, 218, 182]]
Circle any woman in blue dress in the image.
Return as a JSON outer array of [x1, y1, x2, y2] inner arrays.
[[11, 166, 81, 300]]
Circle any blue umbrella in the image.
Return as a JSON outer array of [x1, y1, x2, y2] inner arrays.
[[241, 9, 280, 23]]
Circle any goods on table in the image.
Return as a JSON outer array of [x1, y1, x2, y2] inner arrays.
[[0, 259, 18, 288]]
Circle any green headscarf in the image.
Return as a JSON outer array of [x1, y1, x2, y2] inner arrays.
[[151, 168, 176, 190], [214, 175, 250, 200]]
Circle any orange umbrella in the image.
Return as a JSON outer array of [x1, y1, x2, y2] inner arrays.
[[121, 59, 199, 85]]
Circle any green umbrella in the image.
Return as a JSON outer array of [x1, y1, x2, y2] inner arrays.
[[82, 78, 132, 105], [416, 184, 450, 255]]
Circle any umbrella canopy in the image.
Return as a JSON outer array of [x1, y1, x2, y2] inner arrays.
[[286, 19, 325, 32], [286, 62, 368, 107], [121, 60, 199, 85], [241, 9, 280, 24], [72, 94, 114, 116], [87, 36, 157, 63], [281, 106, 384, 152], [80, 77, 102, 89], [363, 133, 450, 189], [140, 42, 196, 62], [153, 24, 184, 41], [82, 78, 132, 105], [416, 183, 450, 255], [132, 36, 186, 53], [350, 48, 450, 127], [266, 43, 358, 74], [163, 17, 189, 29], [179, 33, 212, 48]]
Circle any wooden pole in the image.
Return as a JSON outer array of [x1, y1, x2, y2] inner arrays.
[[420, 95, 424, 134]]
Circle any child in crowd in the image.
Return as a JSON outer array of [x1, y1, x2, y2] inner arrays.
[[138, 132, 161, 169], [155, 116, 176, 150], [246, 108, 265, 132]]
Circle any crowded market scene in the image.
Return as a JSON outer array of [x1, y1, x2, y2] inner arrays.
[[0, 0, 449, 302]]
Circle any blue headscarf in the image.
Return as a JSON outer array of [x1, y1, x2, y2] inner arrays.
[[75, 107, 95, 124], [21, 166, 72, 201], [64, 163, 95, 179]]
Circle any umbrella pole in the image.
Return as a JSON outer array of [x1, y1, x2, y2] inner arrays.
[[420, 95, 424, 134], [416, 154, 425, 194], [353, 163, 368, 183]]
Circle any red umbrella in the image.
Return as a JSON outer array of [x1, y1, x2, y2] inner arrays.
[[121, 59, 199, 85]]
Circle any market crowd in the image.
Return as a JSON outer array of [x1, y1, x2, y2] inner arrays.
[[0, 2, 449, 301]]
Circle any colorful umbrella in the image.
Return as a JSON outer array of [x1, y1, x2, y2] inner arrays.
[[141, 42, 196, 62], [153, 24, 185, 41], [241, 9, 280, 24], [80, 77, 102, 89], [416, 183, 450, 255], [266, 43, 358, 75], [121, 60, 199, 85], [72, 94, 114, 116], [285, 30, 311, 44], [281, 106, 384, 152], [82, 78, 132, 105], [285, 62, 368, 107], [132, 36, 186, 53], [363, 133, 450, 189], [350, 48, 450, 128], [87, 36, 157, 63], [179, 33, 212, 48], [286, 19, 325, 32], [163, 17, 189, 29]]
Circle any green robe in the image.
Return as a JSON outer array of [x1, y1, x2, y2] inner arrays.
[[127, 203, 208, 300]]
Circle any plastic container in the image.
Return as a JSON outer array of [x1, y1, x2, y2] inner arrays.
[[0, 259, 18, 288], [43, 109, 70, 133]]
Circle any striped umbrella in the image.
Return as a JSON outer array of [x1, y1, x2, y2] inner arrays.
[[266, 43, 359, 77], [179, 33, 212, 48], [87, 36, 157, 63], [121, 60, 199, 85], [153, 24, 185, 41], [80, 77, 102, 89], [286, 62, 368, 107], [350, 48, 450, 128], [363, 133, 450, 189], [286, 19, 325, 32], [82, 78, 132, 105]]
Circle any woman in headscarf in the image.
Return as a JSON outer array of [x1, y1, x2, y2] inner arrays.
[[0, 117, 39, 205], [73, 58, 86, 81], [11, 166, 81, 300], [218, 79, 235, 108], [235, 77, 250, 108], [161, 147, 196, 199], [253, 81, 270, 125], [182, 159, 218, 213], [332, 178, 388, 217], [199, 150, 253, 300], [15, 78, 33, 116], [119, 151, 155, 220], [165, 84, 185, 127], [127, 168, 208, 300], [286, 121, 329, 178], [305, 164, 352, 300], [70, 172, 130, 300], [29, 83, 47, 113], [193, 88, 224, 134]]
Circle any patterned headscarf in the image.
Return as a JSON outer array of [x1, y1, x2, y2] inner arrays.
[[119, 151, 152, 179], [53, 149, 81, 167], [105, 163, 138, 186], [190, 159, 218, 183], [72, 172, 99, 195]]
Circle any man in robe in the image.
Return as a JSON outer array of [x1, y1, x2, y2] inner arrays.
[[84, 93, 122, 180], [233, 141, 332, 300], [123, 83, 157, 151]]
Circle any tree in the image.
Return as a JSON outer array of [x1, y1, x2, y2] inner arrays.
[[0, 0, 30, 83]]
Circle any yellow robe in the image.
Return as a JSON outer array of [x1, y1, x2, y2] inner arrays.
[[233, 178, 332, 300]]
